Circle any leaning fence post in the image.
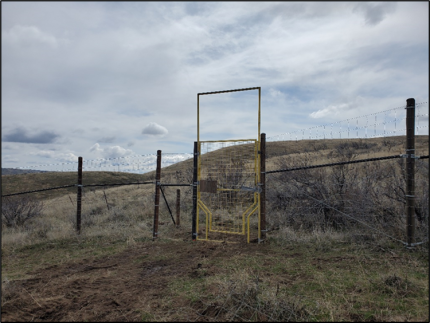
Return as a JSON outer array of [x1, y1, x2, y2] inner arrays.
[[192, 142, 198, 241], [153, 150, 161, 240], [176, 189, 180, 227], [76, 156, 83, 234], [405, 98, 415, 247], [260, 133, 266, 242]]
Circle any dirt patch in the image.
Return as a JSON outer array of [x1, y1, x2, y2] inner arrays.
[[1, 240, 270, 322], [2, 237, 428, 322]]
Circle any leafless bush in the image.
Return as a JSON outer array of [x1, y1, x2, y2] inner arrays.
[[415, 159, 429, 242], [173, 166, 194, 184], [2, 196, 44, 228], [265, 144, 428, 241]]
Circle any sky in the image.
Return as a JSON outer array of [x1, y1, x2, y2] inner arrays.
[[2, 2, 429, 172]]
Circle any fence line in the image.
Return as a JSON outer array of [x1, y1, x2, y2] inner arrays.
[[2, 184, 77, 197], [300, 191, 410, 246], [11, 152, 193, 174], [267, 101, 428, 142], [2, 98, 428, 247], [265, 154, 429, 175], [7, 103, 427, 173], [263, 98, 428, 248]]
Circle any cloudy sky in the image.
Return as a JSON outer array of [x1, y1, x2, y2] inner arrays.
[[2, 2, 429, 170]]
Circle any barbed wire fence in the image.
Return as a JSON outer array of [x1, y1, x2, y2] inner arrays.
[[2, 151, 195, 236], [7, 152, 194, 174], [263, 100, 428, 248], [2, 100, 428, 246], [266, 101, 428, 142]]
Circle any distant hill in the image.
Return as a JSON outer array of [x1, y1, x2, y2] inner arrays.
[[2, 168, 49, 175], [1, 170, 155, 200], [2, 135, 428, 199]]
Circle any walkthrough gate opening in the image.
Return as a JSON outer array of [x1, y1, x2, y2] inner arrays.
[[194, 87, 262, 243]]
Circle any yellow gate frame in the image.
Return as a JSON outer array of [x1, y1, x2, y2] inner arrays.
[[197, 87, 261, 243]]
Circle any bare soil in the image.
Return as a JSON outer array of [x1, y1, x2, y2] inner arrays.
[[2, 238, 273, 322]]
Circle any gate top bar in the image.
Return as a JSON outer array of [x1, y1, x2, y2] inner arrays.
[[198, 87, 260, 96], [197, 87, 261, 143]]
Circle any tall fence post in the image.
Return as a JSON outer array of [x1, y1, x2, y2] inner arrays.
[[153, 150, 161, 240], [76, 156, 83, 234], [176, 189, 180, 227], [260, 133, 266, 242], [405, 98, 415, 247], [192, 142, 198, 241]]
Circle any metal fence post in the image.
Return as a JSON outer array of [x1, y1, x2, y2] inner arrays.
[[176, 189, 180, 227], [153, 150, 161, 240], [260, 133, 266, 241], [77, 156, 83, 234], [405, 98, 415, 247], [192, 142, 198, 241]]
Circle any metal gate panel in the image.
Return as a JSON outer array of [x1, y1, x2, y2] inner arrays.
[[196, 140, 260, 242], [196, 87, 261, 243]]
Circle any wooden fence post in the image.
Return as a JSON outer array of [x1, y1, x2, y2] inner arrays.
[[153, 150, 161, 240], [176, 189, 180, 227], [260, 133, 266, 242], [77, 156, 83, 234], [192, 142, 198, 241], [405, 98, 415, 247]]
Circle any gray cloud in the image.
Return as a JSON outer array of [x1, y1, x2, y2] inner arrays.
[[2, 127, 60, 144], [353, 2, 397, 26], [1, 2, 428, 169], [142, 122, 168, 137]]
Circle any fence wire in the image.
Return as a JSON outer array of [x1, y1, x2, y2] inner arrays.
[[2, 103, 428, 246], [265, 148, 429, 247]]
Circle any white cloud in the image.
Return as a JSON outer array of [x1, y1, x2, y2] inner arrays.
[[310, 104, 347, 119], [142, 122, 169, 137], [90, 143, 134, 159], [31, 150, 79, 162]]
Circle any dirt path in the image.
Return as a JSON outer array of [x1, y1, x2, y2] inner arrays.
[[1, 239, 264, 322]]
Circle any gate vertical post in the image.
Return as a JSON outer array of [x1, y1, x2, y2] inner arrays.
[[176, 189, 180, 227], [260, 133, 266, 241], [76, 156, 83, 234], [192, 142, 198, 241], [405, 98, 415, 247], [153, 150, 161, 240]]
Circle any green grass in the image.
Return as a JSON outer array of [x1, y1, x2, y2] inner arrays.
[[1, 235, 129, 280], [2, 225, 428, 321]]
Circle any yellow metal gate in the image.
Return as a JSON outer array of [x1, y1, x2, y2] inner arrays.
[[196, 87, 262, 243], [196, 140, 260, 243]]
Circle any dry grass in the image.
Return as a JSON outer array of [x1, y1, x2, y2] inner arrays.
[[1, 135, 428, 321]]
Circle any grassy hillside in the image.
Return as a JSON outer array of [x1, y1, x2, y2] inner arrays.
[[1, 168, 49, 175], [2, 135, 428, 200], [1, 170, 156, 200], [1, 135, 428, 322]]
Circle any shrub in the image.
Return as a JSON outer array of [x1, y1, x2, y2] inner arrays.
[[2, 196, 44, 228]]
